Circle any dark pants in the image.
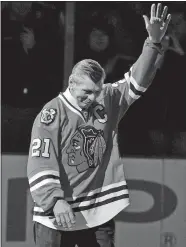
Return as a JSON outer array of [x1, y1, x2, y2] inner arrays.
[[34, 220, 115, 247]]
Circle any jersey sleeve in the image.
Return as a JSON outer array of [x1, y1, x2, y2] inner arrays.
[[106, 38, 164, 121], [27, 99, 64, 213]]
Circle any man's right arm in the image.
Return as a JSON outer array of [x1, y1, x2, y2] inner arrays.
[[27, 100, 75, 229]]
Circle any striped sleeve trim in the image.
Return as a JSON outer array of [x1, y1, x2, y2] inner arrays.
[[33, 193, 129, 216], [130, 83, 143, 97], [30, 175, 60, 188], [129, 89, 140, 99], [69, 180, 127, 200], [34, 207, 44, 212], [33, 181, 129, 214], [124, 72, 130, 85], [124, 68, 147, 100], [30, 179, 60, 192], [70, 184, 128, 204], [29, 170, 60, 192], [129, 67, 147, 92], [29, 170, 60, 184], [73, 194, 129, 212]]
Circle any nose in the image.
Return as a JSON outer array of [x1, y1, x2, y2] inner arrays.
[[88, 93, 96, 102]]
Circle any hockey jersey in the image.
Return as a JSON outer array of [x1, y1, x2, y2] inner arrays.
[[27, 38, 163, 231]]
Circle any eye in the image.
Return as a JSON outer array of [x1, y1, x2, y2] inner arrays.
[[95, 90, 101, 96], [73, 141, 81, 150], [84, 90, 92, 94]]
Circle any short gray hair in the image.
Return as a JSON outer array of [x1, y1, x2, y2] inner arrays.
[[70, 59, 106, 84]]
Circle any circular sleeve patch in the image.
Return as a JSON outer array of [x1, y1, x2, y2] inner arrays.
[[40, 108, 57, 125]]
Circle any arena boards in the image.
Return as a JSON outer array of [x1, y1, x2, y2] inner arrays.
[[1, 155, 186, 247]]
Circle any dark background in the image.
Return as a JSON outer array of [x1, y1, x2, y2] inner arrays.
[[1, 1, 186, 157]]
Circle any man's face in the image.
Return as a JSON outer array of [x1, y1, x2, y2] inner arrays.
[[70, 75, 103, 109]]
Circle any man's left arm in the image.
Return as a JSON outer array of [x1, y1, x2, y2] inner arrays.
[[107, 3, 171, 119], [126, 3, 171, 102]]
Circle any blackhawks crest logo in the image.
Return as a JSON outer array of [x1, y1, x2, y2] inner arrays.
[[41, 108, 57, 125], [66, 125, 106, 173]]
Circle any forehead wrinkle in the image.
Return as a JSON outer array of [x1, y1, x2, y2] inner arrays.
[[82, 83, 102, 93], [72, 72, 104, 84], [74, 75, 103, 90]]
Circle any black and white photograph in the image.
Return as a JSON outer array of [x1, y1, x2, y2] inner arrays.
[[1, 1, 186, 247]]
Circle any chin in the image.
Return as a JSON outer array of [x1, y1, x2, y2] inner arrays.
[[82, 102, 92, 108]]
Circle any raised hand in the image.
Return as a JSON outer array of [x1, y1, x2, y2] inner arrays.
[[143, 3, 171, 43]]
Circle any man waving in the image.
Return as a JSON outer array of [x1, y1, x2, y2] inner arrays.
[[27, 3, 171, 247]]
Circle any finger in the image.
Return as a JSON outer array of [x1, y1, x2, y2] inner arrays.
[[151, 4, 156, 19], [64, 213, 72, 229], [23, 26, 31, 32], [156, 3, 162, 18], [143, 15, 150, 28], [23, 46, 28, 54], [20, 33, 27, 37], [60, 214, 68, 229], [23, 26, 33, 34], [164, 14, 172, 31], [20, 37, 28, 43], [21, 38, 29, 44], [20, 34, 29, 39], [55, 215, 62, 226], [21, 34, 29, 38], [161, 6, 168, 21], [69, 211, 76, 225]]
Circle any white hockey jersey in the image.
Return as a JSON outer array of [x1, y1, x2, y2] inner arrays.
[[27, 38, 163, 231]]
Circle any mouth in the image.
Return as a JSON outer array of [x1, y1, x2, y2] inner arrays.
[[83, 101, 92, 106]]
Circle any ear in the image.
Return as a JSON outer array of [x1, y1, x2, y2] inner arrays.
[[69, 75, 74, 89]]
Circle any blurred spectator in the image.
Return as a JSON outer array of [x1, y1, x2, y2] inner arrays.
[[127, 2, 145, 16], [1, 1, 65, 153], [155, 12, 185, 69], [146, 9, 186, 157], [170, 11, 186, 42], [119, 6, 186, 130], [74, 4, 136, 83], [1, 1, 64, 108], [157, 10, 186, 131], [2, 2, 186, 156]]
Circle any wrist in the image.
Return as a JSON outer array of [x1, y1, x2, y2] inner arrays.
[[145, 38, 164, 55], [149, 36, 161, 44], [148, 37, 162, 47], [55, 197, 65, 203], [53, 197, 65, 208]]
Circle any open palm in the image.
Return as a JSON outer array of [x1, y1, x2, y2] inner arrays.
[[143, 3, 171, 43]]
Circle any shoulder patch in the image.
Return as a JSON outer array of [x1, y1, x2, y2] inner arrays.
[[41, 108, 57, 125]]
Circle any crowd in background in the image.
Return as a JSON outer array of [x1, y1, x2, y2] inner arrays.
[[2, 1, 186, 156], [2, 1, 65, 107]]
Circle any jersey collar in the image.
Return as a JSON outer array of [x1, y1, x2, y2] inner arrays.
[[60, 87, 82, 111]]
